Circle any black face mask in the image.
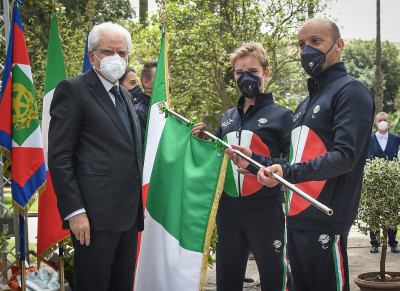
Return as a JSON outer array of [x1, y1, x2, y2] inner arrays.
[[236, 71, 261, 99], [300, 38, 338, 78], [128, 86, 144, 99]]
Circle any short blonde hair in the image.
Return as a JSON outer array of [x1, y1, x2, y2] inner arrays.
[[229, 42, 269, 70]]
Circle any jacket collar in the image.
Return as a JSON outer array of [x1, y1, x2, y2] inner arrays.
[[237, 92, 274, 111], [140, 94, 151, 106], [307, 62, 348, 96]]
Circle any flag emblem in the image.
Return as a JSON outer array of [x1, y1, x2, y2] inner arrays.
[[12, 83, 38, 134], [287, 125, 327, 215]]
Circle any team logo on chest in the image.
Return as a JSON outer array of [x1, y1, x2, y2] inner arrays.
[[312, 105, 320, 119], [257, 118, 268, 127], [221, 119, 233, 127], [318, 234, 330, 249]]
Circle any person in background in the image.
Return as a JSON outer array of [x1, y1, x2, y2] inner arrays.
[[228, 18, 374, 291], [48, 22, 144, 291], [135, 60, 158, 139], [368, 112, 400, 254], [119, 66, 143, 102], [192, 42, 293, 291]]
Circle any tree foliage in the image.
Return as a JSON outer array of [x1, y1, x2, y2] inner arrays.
[[1, 0, 329, 129], [355, 158, 400, 281], [342, 39, 400, 113], [129, 0, 324, 130], [388, 110, 400, 135]]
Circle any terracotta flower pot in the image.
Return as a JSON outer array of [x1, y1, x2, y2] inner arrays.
[[354, 272, 400, 291]]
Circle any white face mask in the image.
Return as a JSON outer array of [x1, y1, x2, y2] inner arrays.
[[378, 120, 388, 131], [94, 53, 126, 82]]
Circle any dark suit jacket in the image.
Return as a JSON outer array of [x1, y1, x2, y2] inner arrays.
[[48, 68, 144, 232], [368, 132, 400, 161]]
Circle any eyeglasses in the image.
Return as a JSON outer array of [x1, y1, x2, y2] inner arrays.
[[93, 48, 129, 57]]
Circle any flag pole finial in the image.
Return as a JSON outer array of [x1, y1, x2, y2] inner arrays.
[[159, 0, 167, 32], [85, 0, 96, 30]]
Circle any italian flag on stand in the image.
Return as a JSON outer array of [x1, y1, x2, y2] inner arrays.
[[134, 31, 228, 291], [37, 13, 70, 263]]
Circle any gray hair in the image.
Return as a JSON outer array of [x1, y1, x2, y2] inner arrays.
[[88, 22, 132, 53], [375, 112, 388, 122]]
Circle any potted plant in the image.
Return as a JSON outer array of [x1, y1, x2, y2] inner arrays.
[[354, 158, 400, 290]]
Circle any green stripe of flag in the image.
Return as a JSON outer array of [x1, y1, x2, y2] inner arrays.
[[44, 14, 66, 95], [146, 115, 225, 253]]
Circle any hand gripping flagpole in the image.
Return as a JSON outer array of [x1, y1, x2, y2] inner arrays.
[[160, 105, 333, 216]]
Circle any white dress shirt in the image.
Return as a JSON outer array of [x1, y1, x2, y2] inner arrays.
[[375, 131, 388, 151]]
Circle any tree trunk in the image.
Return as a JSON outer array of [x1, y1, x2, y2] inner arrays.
[[374, 0, 383, 113], [307, 0, 314, 18], [380, 228, 388, 282], [139, 0, 148, 27]]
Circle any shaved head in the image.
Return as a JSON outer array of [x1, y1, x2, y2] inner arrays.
[[300, 18, 341, 42]]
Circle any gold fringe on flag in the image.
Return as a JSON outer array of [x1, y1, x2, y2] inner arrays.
[[164, 33, 171, 108], [37, 236, 72, 268], [12, 180, 47, 216], [199, 153, 228, 291]]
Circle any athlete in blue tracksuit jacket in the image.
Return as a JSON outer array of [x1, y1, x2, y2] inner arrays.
[[228, 19, 374, 291], [215, 92, 293, 291], [192, 42, 293, 291]]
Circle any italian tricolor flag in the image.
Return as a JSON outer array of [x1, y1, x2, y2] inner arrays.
[[134, 31, 227, 291], [37, 13, 70, 262]]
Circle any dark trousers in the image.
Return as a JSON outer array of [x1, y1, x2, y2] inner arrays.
[[287, 229, 349, 291], [370, 229, 398, 247], [216, 203, 289, 291], [71, 220, 138, 291]]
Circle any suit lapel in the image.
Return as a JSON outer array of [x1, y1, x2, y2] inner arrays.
[[86, 69, 135, 147], [386, 133, 395, 153]]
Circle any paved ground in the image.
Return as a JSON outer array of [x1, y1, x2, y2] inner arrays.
[[204, 225, 400, 291], [2, 218, 398, 290]]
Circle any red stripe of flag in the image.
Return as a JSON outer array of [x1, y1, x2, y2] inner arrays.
[[12, 22, 30, 65], [0, 81, 12, 136], [37, 171, 70, 256], [12, 147, 45, 187]]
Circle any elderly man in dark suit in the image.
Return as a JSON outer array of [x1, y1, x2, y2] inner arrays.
[[48, 22, 144, 291], [368, 112, 400, 254]]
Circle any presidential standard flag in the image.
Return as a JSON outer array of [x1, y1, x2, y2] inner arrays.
[[134, 30, 228, 291], [0, 2, 46, 215], [37, 13, 70, 262]]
